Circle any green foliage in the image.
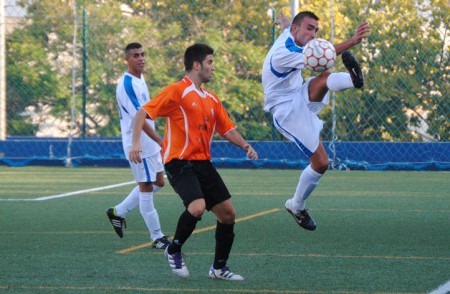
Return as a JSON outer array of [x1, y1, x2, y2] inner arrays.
[[4, 0, 449, 142]]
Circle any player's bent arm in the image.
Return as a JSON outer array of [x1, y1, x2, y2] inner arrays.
[[129, 109, 147, 163], [334, 21, 370, 55], [223, 129, 258, 160], [276, 14, 291, 31], [142, 122, 163, 147]]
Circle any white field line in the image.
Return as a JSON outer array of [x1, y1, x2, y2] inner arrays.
[[1, 181, 135, 201], [429, 280, 450, 294]]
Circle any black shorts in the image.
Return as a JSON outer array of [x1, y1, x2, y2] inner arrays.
[[164, 160, 231, 210]]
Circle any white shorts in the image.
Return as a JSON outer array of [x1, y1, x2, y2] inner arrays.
[[271, 78, 329, 158], [128, 152, 164, 183]]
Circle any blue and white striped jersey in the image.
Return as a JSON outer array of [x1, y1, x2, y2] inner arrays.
[[116, 72, 161, 159]]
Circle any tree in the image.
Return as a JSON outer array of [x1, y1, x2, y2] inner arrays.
[[5, 0, 449, 142]]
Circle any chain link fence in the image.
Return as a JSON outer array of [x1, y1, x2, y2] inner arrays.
[[1, 0, 449, 168]]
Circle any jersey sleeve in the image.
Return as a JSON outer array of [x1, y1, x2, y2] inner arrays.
[[141, 84, 180, 119], [271, 33, 306, 72]]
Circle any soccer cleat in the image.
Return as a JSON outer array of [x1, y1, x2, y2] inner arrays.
[[209, 265, 244, 281], [285, 199, 317, 231], [342, 50, 364, 89], [165, 246, 189, 278], [152, 236, 171, 249], [106, 208, 126, 238]]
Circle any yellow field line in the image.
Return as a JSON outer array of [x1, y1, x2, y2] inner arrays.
[[0, 284, 424, 293], [120, 250, 450, 262], [116, 208, 280, 254]]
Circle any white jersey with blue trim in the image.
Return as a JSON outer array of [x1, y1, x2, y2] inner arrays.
[[116, 72, 161, 159], [262, 28, 307, 112]]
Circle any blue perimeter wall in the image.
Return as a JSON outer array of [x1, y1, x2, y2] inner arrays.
[[0, 137, 448, 171]]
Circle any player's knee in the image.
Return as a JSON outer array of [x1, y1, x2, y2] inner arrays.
[[218, 207, 236, 224], [187, 200, 206, 218], [312, 157, 329, 174], [318, 158, 329, 174], [155, 180, 165, 188], [152, 172, 165, 188], [139, 182, 154, 192], [189, 208, 205, 219]]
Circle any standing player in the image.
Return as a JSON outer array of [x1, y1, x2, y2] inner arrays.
[[262, 11, 370, 230], [129, 43, 258, 280], [106, 42, 170, 250]]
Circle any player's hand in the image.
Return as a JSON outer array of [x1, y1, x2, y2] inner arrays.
[[129, 143, 143, 163], [352, 20, 370, 45], [275, 14, 290, 31], [243, 144, 258, 160]]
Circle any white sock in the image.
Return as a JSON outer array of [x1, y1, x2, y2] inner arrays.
[[152, 184, 162, 193], [326, 72, 353, 91], [292, 165, 323, 211], [115, 186, 140, 217], [139, 192, 164, 241]]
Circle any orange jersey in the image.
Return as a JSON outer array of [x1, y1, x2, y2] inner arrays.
[[141, 77, 236, 163]]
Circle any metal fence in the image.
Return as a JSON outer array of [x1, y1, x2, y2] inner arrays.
[[1, 0, 449, 168]]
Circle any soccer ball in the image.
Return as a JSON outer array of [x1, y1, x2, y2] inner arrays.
[[303, 38, 336, 72]]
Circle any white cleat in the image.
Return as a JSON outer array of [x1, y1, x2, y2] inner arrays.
[[165, 247, 189, 278], [209, 266, 244, 281]]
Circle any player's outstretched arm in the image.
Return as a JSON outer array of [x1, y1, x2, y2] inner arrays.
[[334, 21, 370, 55], [129, 109, 147, 163], [223, 129, 258, 160]]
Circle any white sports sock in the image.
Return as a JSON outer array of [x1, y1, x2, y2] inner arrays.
[[292, 165, 323, 211], [152, 184, 162, 193], [326, 72, 353, 92], [139, 192, 164, 241], [115, 186, 140, 217]]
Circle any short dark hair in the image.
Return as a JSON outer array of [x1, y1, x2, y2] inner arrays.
[[125, 42, 142, 55], [184, 43, 214, 71], [292, 11, 319, 26]]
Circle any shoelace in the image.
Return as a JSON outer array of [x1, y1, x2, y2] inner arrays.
[[172, 252, 184, 268], [300, 210, 310, 219], [218, 266, 235, 278], [221, 266, 230, 273]]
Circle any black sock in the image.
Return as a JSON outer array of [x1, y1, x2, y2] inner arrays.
[[168, 210, 200, 254], [213, 221, 235, 269]]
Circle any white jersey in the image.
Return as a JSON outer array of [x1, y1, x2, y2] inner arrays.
[[262, 28, 308, 112], [116, 72, 161, 159]]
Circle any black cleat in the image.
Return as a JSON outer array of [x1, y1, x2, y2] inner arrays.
[[342, 50, 364, 89], [152, 236, 171, 249], [285, 199, 317, 231], [106, 208, 126, 238]]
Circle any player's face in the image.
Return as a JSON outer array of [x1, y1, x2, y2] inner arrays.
[[126, 48, 145, 76], [292, 17, 319, 47], [199, 54, 214, 83]]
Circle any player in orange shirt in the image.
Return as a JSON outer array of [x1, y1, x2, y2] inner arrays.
[[129, 43, 258, 280]]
